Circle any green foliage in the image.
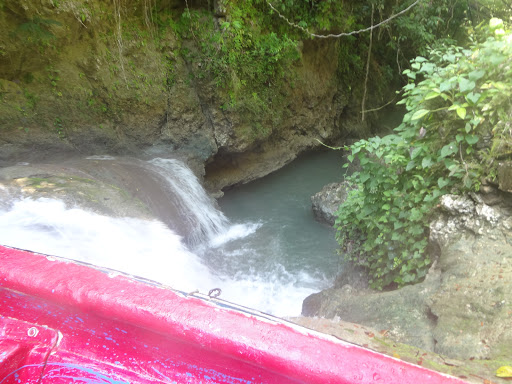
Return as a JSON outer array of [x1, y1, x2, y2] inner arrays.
[[335, 19, 512, 289], [54, 116, 65, 139], [268, 0, 355, 34], [173, 1, 300, 136], [11, 17, 61, 49]]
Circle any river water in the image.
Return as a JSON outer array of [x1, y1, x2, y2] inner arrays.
[[0, 150, 344, 317]]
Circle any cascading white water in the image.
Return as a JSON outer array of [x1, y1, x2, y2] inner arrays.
[[147, 158, 230, 244], [0, 198, 216, 292], [0, 155, 339, 317]]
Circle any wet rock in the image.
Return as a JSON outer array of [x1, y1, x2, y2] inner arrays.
[[332, 262, 369, 291], [311, 181, 351, 225], [0, 164, 153, 220], [302, 265, 441, 351]]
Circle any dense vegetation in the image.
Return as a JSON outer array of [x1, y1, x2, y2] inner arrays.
[[165, 0, 478, 132], [335, 17, 512, 289]]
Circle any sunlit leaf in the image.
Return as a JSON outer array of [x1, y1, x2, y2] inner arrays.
[[411, 109, 430, 120], [496, 366, 512, 378], [424, 91, 440, 100], [456, 107, 466, 119], [440, 80, 452, 92], [489, 18, 504, 30], [468, 70, 485, 81], [459, 78, 475, 93]]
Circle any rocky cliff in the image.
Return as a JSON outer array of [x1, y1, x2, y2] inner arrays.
[[305, 169, 512, 381], [0, 0, 382, 192]]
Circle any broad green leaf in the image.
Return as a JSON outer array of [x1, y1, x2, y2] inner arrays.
[[465, 135, 479, 145], [456, 134, 464, 143], [424, 91, 440, 100], [459, 78, 476, 93], [360, 173, 370, 183], [440, 80, 452, 92], [438, 177, 450, 188], [406, 161, 416, 171], [466, 92, 481, 104], [440, 143, 457, 158], [468, 70, 485, 81], [443, 53, 456, 63], [409, 208, 423, 221], [456, 107, 467, 119], [394, 221, 404, 229], [410, 147, 422, 159], [419, 63, 435, 74], [411, 109, 430, 120], [421, 157, 434, 168]]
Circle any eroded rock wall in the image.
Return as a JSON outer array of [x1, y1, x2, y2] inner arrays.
[[0, 0, 374, 190], [304, 184, 512, 363]]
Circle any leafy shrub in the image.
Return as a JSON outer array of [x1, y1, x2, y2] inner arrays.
[[335, 19, 512, 289]]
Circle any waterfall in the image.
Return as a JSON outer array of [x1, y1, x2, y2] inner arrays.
[[146, 158, 229, 245], [0, 154, 339, 317]]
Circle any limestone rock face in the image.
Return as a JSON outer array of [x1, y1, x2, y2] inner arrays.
[[428, 193, 512, 360], [498, 161, 512, 193], [0, 1, 374, 192], [303, 191, 512, 363], [302, 267, 441, 351], [310, 181, 351, 225]]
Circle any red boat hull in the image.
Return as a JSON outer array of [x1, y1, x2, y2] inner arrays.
[[0, 245, 467, 383]]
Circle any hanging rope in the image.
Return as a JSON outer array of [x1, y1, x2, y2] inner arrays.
[[265, 0, 422, 39]]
